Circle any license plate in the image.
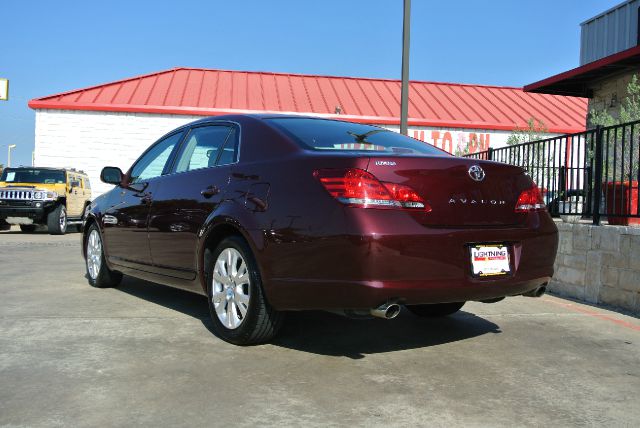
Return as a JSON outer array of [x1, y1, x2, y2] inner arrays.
[[470, 244, 511, 277]]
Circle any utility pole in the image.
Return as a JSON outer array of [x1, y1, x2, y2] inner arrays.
[[400, 0, 411, 135], [7, 144, 16, 167]]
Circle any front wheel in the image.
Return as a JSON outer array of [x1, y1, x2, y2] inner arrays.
[[406, 302, 465, 318], [47, 204, 67, 235], [85, 224, 122, 288], [206, 236, 283, 345]]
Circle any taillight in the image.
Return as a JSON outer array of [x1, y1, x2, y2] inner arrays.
[[515, 185, 546, 213], [314, 168, 431, 211]]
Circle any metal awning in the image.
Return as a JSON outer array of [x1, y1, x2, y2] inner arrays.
[[524, 45, 640, 97]]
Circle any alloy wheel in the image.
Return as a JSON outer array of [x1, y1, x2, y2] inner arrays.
[[86, 229, 102, 280], [211, 248, 251, 329], [59, 207, 67, 231]]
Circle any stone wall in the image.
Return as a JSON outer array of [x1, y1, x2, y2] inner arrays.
[[551, 221, 640, 314], [587, 68, 639, 127]]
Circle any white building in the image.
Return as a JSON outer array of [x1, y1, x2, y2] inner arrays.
[[29, 67, 587, 196]]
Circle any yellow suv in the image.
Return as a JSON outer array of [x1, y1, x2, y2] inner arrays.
[[0, 167, 92, 234]]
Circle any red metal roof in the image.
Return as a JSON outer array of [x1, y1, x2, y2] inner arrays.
[[524, 45, 640, 97], [29, 67, 588, 133]]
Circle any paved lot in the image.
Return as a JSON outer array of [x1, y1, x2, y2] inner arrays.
[[1, 227, 639, 427]]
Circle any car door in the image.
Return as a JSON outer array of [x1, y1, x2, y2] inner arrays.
[[66, 174, 83, 217], [102, 130, 185, 269], [147, 123, 239, 278]]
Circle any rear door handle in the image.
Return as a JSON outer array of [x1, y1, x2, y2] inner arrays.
[[201, 185, 220, 198]]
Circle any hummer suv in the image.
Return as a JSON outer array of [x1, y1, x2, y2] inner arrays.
[[0, 167, 92, 234]]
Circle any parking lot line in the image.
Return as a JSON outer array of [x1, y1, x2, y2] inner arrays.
[[542, 296, 640, 332]]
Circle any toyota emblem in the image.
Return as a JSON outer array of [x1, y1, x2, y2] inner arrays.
[[468, 165, 485, 182]]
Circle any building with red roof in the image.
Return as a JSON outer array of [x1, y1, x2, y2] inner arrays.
[[29, 67, 587, 195]]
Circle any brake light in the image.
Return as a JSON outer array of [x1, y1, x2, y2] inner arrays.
[[515, 185, 546, 213], [314, 168, 431, 211]]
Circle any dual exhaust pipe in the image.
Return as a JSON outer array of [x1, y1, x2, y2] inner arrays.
[[342, 282, 548, 320]]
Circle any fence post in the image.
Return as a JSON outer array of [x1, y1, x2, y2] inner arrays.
[[592, 125, 604, 225], [487, 147, 493, 161]]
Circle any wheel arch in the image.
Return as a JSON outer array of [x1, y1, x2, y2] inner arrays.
[[196, 215, 266, 295]]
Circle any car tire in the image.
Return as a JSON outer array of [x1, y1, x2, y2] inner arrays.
[[85, 224, 123, 288], [406, 302, 465, 318], [206, 236, 284, 345], [47, 204, 67, 235], [19, 225, 37, 233]]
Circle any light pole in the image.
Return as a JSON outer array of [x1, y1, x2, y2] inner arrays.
[[400, 0, 411, 135], [7, 144, 16, 167]]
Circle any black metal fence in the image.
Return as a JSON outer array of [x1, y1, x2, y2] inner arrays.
[[464, 120, 640, 225]]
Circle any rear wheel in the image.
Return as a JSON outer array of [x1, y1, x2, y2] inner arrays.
[[85, 224, 122, 288], [19, 225, 36, 233], [47, 204, 67, 235], [406, 302, 465, 318], [206, 236, 283, 345]]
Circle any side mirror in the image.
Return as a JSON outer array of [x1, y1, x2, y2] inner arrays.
[[100, 167, 124, 185]]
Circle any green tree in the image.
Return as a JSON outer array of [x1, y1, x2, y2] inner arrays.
[[588, 74, 640, 181], [506, 117, 548, 146]]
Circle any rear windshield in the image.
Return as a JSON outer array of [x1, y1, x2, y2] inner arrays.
[[266, 117, 449, 156], [0, 168, 66, 184]]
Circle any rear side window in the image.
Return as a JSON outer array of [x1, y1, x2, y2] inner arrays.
[[174, 125, 236, 173], [266, 117, 449, 156]]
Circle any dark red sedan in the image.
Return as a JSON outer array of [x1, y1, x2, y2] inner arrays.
[[83, 115, 557, 345]]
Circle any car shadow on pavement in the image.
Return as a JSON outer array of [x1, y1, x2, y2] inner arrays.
[[274, 310, 501, 359], [117, 276, 211, 320], [116, 276, 501, 359]]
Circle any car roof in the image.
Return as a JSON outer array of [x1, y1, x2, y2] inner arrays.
[[186, 113, 341, 126]]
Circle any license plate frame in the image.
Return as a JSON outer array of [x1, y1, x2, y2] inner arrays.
[[469, 244, 511, 278]]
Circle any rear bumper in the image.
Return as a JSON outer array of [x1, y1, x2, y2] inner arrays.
[[270, 275, 551, 310], [261, 211, 558, 310]]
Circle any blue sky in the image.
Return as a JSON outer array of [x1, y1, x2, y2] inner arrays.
[[1, 0, 618, 166]]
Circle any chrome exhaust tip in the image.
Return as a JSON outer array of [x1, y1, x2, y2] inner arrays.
[[370, 302, 401, 319], [523, 283, 548, 298]]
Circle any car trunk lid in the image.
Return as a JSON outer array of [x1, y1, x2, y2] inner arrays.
[[366, 156, 534, 227]]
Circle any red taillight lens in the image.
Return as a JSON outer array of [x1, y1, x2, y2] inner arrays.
[[314, 168, 431, 211], [515, 185, 546, 213]]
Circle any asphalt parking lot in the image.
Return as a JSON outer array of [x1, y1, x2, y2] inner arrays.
[[1, 227, 639, 427]]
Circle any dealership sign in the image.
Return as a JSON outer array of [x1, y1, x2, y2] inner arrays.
[[0, 78, 8, 101]]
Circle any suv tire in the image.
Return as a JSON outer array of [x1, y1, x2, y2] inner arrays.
[[85, 224, 122, 288], [406, 302, 465, 318], [206, 236, 284, 345], [47, 204, 67, 235]]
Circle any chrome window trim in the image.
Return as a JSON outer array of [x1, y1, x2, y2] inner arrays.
[[162, 120, 242, 179]]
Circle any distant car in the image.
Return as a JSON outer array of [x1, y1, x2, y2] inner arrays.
[[83, 115, 558, 345], [0, 167, 91, 234]]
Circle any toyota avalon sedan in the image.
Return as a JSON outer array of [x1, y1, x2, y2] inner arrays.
[[83, 114, 558, 345]]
